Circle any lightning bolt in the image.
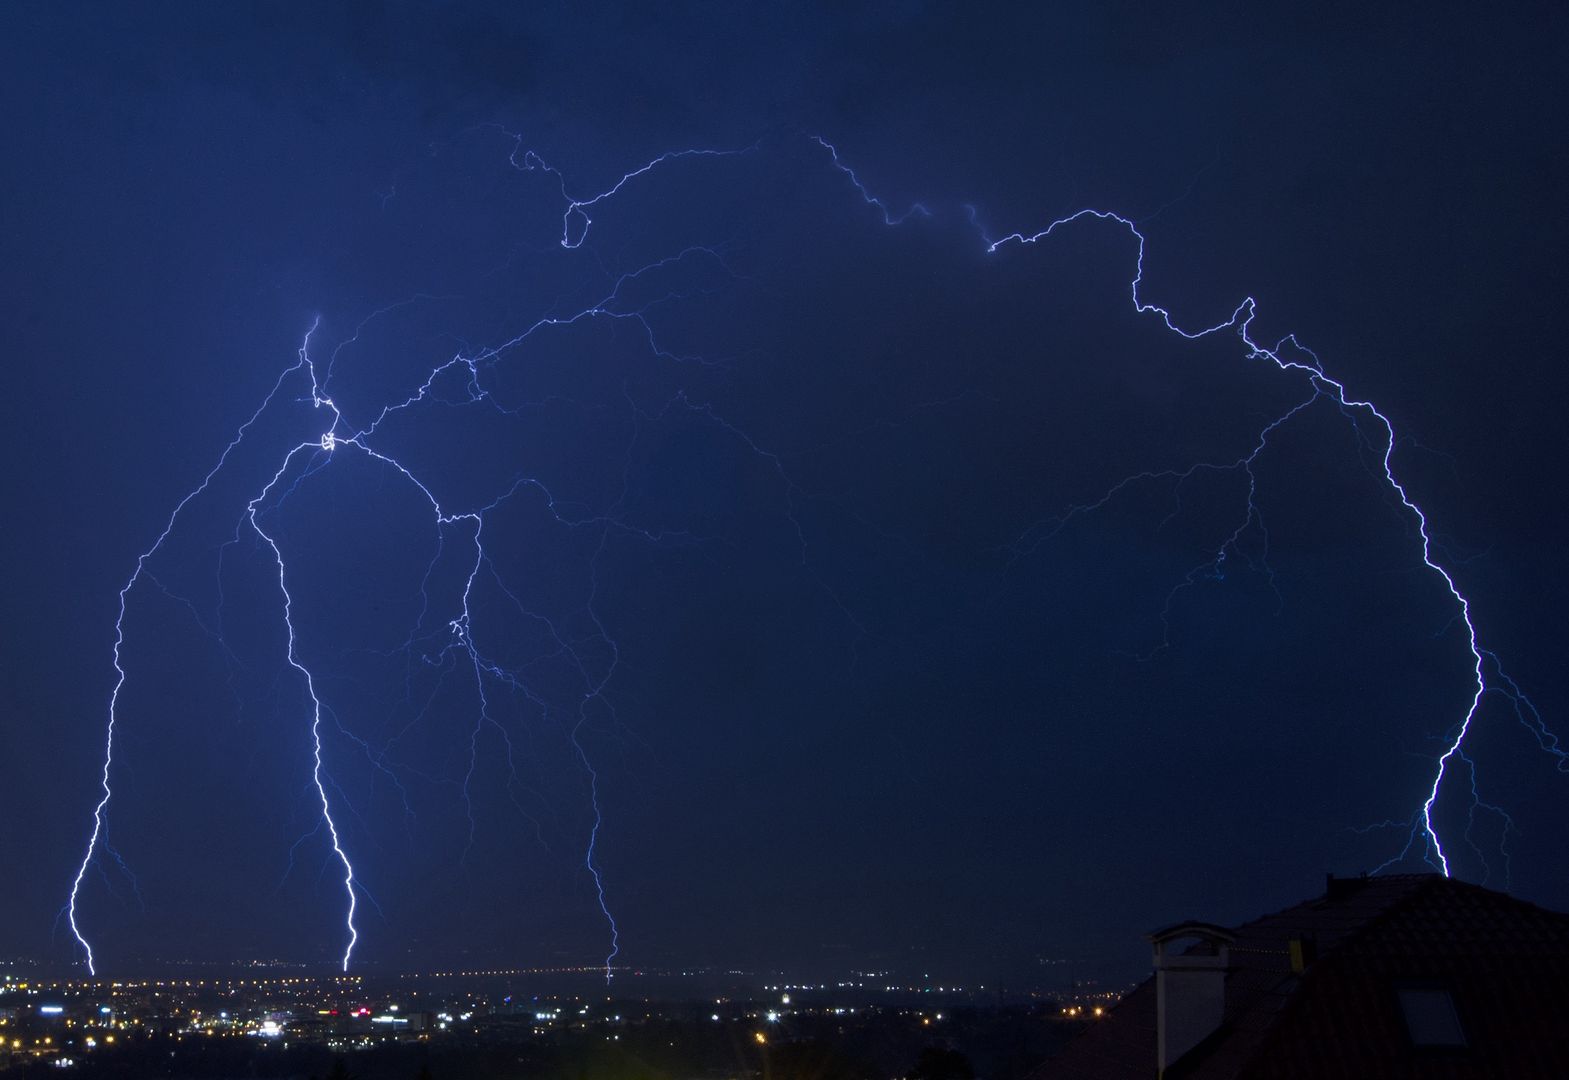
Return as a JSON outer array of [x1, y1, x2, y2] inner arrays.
[[811, 147, 1553, 877], [974, 209, 1532, 877], [66, 345, 322, 976], [248, 441, 360, 972], [63, 168, 722, 972], [65, 129, 1556, 979]]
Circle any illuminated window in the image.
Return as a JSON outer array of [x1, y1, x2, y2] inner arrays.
[[1397, 988, 1466, 1047]]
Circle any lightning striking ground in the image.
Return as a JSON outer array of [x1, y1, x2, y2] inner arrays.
[[65, 344, 324, 976], [65, 131, 1556, 976], [248, 443, 360, 972], [979, 210, 1514, 875]]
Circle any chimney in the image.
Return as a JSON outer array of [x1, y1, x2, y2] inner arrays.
[[1323, 872, 1370, 902], [1146, 922, 1235, 1075]]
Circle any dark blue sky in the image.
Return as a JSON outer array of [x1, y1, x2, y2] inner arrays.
[[3, 2, 1566, 985]]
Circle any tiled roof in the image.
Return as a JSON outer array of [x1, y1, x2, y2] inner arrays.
[[1029, 874, 1569, 1079]]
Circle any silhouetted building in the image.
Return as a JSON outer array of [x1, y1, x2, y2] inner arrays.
[[1033, 873, 1569, 1078]]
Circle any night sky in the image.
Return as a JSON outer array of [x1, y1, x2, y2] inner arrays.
[[3, 3, 1567, 985]]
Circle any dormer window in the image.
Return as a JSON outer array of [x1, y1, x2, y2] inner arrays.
[[1397, 987, 1466, 1048]]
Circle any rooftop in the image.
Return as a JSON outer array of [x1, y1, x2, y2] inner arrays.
[[1033, 874, 1569, 1079]]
